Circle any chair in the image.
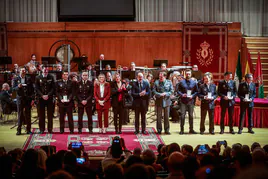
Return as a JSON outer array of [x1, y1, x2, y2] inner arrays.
[[0, 101, 17, 124]]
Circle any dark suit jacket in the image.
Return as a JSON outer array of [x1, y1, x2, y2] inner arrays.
[[238, 82, 256, 107], [177, 79, 198, 105], [153, 79, 174, 107], [0, 90, 16, 114], [198, 83, 218, 109], [56, 79, 74, 107], [94, 82, 111, 110], [131, 80, 150, 109], [110, 81, 127, 107], [12, 75, 34, 101], [35, 74, 55, 99], [218, 80, 237, 107], [76, 80, 94, 107]]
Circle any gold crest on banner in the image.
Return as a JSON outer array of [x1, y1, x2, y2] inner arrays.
[[196, 41, 214, 67]]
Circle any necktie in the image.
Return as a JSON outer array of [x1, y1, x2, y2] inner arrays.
[[139, 82, 142, 91]]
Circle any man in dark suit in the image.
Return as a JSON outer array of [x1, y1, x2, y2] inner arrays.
[[238, 74, 256, 134], [198, 73, 218, 135], [35, 66, 55, 134], [12, 66, 34, 135], [56, 71, 74, 134], [218, 71, 237, 134], [0, 83, 17, 115], [177, 70, 198, 134], [75, 72, 94, 134], [153, 71, 174, 135], [131, 72, 150, 134]]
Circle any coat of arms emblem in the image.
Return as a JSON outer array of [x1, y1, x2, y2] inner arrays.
[[196, 41, 214, 67]]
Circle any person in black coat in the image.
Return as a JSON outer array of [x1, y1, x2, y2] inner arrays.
[[0, 83, 17, 115], [131, 72, 150, 134], [35, 66, 55, 134], [238, 74, 256, 134], [111, 73, 127, 134], [75, 71, 94, 134], [198, 73, 218, 135], [217, 71, 237, 134], [12, 66, 34, 135], [56, 71, 74, 134]]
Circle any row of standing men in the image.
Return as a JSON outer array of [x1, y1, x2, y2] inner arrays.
[[12, 65, 256, 135]]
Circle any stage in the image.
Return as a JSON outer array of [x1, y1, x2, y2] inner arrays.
[[1, 106, 268, 153]]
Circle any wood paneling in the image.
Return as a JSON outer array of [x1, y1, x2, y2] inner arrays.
[[6, 22, 240, 73], [7, 22, 65, 31]]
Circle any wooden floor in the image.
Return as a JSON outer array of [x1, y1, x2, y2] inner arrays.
[[1, 106, 268, 152]]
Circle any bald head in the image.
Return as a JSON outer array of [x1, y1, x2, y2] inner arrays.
[[2, 83, 10, 91], [168, 152, 185, 172], [137, 72, 144, 82]]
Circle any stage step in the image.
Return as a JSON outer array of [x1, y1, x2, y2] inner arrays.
[[244, 37, 268, 97], [64, 115, 98, 128]]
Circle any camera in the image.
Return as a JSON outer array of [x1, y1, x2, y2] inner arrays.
[[71, 142, 82, 149], [112, 136, 120, 144], [198, 145, 208, 155], [76, 157, 85, 164], [218, 140, 226, 146]]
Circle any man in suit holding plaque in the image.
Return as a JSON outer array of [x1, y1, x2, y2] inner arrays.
[[198, 73, 218, 135], [153, 71, 174, 135], [131, 72, 150, 134], [218, 71, 237, 134], [12, 67, 35, 135], [238, 74, 256, 134], [177, 70, 198, 135], [56, 71, 74, 134]]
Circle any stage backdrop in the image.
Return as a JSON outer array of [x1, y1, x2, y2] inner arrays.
[[183, 23, 228, 81]]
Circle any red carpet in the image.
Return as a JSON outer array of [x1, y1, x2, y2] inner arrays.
[[23, 128, 164, 157]]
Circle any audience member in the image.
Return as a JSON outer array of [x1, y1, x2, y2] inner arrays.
[[48, 170, 74, 179], [104, 163, 124, 179], [124, 164, 150, 179], [142, 149, 163, 172], [166, 152, 185, 179]]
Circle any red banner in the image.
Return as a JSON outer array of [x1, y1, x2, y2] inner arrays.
[[183, 23, 228, 81]]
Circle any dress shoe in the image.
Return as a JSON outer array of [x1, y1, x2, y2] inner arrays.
[[118, 131, 122, 134], [142, 131, 148, 135], [248, 130, 255, 134], [102, 128, 106, 134], [88, 130, 93, 134], [48, 130, 53, 134], [39, 131, 44, 134], [16, 131, 21, 135], [230, 130, 235, 134], [134, 131, 139, 135], [27, 131, 33, 135], [78, 129, 82, 134], [200, 131, 204, 135], [60, 130, 64, 134], [70, 131, 74, 134], [189, 130, 197, 134], [157, 131, 162, 134], [179, 131, 184, 135], [237, 130, 242, 134], [210, 131, 215, 135], [220, 130, 224, 134], [165, 131, 171, 135]]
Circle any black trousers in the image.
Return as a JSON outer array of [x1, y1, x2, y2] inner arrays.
[[200, 104, 215, 133], [113, 102, 124, 132], [239, 105, 253, 130], [38, 98, 54, 132], [220, 105, 234, 131], [17, 98, 32, 132], [78, 105, 92, 131], [59, 106, 74, 132], [123, 108, 130, 124], [180, 103, 194, 131], [135, 107, 146, 132]]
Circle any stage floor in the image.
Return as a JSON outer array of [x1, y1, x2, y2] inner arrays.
[[1, 106, 268, 152]]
